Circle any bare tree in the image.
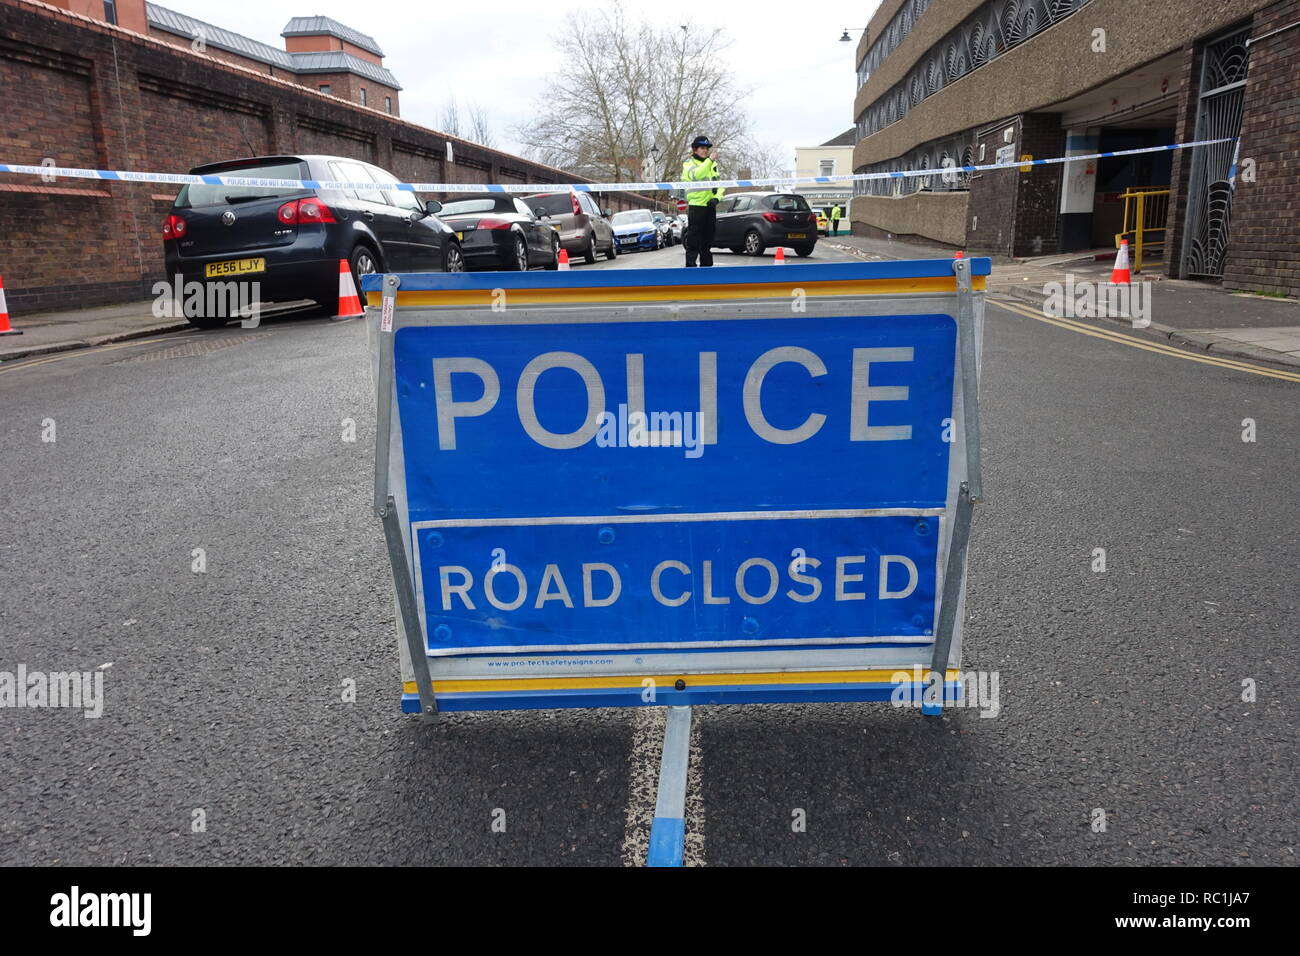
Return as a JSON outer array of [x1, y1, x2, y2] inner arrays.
[[439, 96, 463, 138], [514, 5, 754, 182], [467, 104, 496, 149]]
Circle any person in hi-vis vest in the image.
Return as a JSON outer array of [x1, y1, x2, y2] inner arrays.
[[681, 136, 725, 267], [830, 203, 843, 236]]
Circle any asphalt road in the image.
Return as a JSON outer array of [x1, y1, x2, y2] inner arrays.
[[0, 241, 1295, 866]]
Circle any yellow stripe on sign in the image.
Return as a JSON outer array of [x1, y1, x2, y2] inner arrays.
[[403, 669, 960, 696], [991, 298, 1300, 384], [393, 275, 985, 308]]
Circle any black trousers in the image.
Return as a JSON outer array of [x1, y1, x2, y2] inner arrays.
[[685, 204, 715, 267]]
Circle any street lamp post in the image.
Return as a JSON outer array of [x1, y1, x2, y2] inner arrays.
[[650, 144, 662, 209], [839, 27, 868, 43]]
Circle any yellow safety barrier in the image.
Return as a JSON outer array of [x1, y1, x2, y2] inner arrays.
[[1115, 187, 1170, 273]]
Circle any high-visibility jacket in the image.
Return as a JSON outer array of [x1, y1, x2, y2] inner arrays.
[[830, 205, 843, 220], [682, 156, 725, 207]]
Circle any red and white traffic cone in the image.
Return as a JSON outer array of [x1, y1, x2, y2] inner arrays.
[[774, 247, 786, 265], [335, 260, 364, 318], [0, 274, 21, 336], [1109, 239, 1132, 285], [954, 250, 964, 259], [557, 248, 570, 271]]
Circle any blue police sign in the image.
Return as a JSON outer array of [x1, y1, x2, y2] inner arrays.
[[366, 260, 987, 712]]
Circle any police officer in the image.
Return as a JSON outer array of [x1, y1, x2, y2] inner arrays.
[[682, 136, 724, 267]]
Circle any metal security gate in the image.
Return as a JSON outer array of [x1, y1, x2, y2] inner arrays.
[[1180, 26, 1250, 279]]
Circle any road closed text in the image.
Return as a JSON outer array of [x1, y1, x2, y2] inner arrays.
[[414, 513, 940, 652], [438, 552, 921, 611]]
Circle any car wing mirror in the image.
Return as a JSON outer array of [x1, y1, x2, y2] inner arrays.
[[424, 199, 443, 215]]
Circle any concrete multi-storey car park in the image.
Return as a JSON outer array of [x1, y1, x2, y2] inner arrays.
[[848, 0, 1300, 295]]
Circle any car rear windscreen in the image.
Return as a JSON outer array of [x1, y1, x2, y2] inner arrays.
[[173, 161, 310, 209], [442, 198, 512, 216], [767, 195, 811, 212], [523, 194, 574, 216], [611, 211, 652, 225]]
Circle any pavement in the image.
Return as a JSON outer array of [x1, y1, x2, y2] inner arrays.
[[824, 234, 1300, 370], [1, 241, 1295, 867]]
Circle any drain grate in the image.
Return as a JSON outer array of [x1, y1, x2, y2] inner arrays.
[[115, 332, 269, 364]]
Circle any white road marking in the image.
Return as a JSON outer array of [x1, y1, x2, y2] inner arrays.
[[621, 707, 665, 866]]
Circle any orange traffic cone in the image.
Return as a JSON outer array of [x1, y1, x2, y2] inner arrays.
[[1109, 240, 1132, 285], [0, 274, 21, 336], [954, 250, 964, 259], [774, 247, 786, 265], [557, 248, 570, 271], [335, 260, 364, 318]]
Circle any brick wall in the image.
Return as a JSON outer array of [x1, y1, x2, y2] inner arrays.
[[1011, 113, 1065, 258], [0, 0, 655, 314], [965, 119, 1021, 258], [1220, 0, 1300, 295]]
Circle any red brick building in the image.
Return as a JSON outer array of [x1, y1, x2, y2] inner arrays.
[[0, 0, 648, 314]]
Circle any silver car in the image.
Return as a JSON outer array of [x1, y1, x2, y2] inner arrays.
[[522, 191, 617, 263]]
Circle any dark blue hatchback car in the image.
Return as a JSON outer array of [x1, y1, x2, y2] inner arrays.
[[163, 155, 461, 328]]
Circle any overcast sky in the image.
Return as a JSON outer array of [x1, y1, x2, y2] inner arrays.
[[158, 0, 881, 173]]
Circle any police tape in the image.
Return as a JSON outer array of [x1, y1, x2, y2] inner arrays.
[[0, 137, 1235, 195]]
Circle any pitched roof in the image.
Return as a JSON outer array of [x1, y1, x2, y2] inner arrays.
[[147, 3, 294, 68], [289, 52, 401, 89], [281, 16, 384, 57], [820, 128, 858, 147], [146, 5, 400, 89]]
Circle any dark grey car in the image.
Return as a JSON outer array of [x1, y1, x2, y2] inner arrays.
[[710, 192, 819, 257]]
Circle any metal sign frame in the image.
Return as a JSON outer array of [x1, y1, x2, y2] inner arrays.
[[364, 258, 987, 717]]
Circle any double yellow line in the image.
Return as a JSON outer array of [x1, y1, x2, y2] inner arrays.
[[990, 297, 1300, 384]]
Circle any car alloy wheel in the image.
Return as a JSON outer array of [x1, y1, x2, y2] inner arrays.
[[353, 248, 377, 280], [513, 234, 528, 271], [744, 229, 763, 256], [445, 244, 464, 273]]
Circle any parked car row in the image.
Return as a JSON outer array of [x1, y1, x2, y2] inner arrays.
[[163, 153, 691, 328]]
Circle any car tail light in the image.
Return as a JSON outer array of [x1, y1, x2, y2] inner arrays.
[[762, 212, 780, 223], [571, 193, 582, 215], [162, 213, 187, 240], [476, 217, 511, 230], [808, 213, 818, 223], [275, 198, 337, 225]]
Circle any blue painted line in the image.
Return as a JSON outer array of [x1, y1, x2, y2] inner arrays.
[[647, 817, 685, 867]]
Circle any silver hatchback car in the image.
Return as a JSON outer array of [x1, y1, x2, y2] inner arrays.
[[522, 191, 618, 263]]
